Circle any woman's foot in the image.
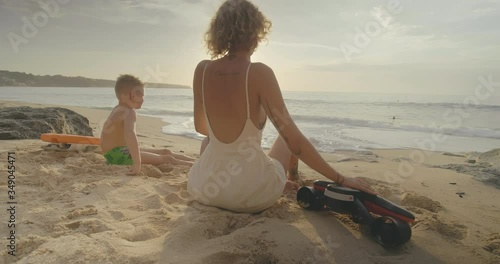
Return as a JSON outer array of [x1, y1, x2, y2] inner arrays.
[[172, 154, 196, 162], [283, 180, 300, 192]]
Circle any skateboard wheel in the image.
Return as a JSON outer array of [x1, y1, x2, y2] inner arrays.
[[371, 216, 412, 247], [297, 187, 325, 210]]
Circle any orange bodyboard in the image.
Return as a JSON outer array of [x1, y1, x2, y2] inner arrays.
[[40, 133, 100, 145]]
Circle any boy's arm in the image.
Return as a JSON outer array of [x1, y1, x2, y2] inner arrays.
[[123, 109, 141, 174]]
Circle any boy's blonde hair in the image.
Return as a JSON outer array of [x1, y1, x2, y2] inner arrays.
[[205, 0, 271, 59], [114, 74, 144, 97]]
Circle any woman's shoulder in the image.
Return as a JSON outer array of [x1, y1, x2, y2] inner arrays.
[[195, 60, 211, 71], [193, 60, 212, 81], [197, 59, 211, 66], [249, 62, 276, 81], [249, 62, 275, 76], [250, 61, 269, 69]]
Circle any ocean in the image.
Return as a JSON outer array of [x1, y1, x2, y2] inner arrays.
[[2, 87, 500, 153]]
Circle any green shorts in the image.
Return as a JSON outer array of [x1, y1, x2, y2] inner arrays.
[[103, 146, 133, 165]]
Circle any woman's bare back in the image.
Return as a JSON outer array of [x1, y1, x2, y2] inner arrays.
[[199, 57, 267, 144]]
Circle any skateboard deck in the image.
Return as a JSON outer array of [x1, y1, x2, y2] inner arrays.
[[40, 133, 101, 152]]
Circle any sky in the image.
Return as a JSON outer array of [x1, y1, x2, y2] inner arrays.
[[1, 0, 499, 95]]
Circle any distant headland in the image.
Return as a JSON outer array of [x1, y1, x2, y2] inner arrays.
[[0, 70, 190, 89]]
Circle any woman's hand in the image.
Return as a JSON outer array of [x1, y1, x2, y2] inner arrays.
[[340, 177, 378, 195]]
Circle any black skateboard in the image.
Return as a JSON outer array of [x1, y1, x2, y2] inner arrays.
[[297, 180, 415, 247]]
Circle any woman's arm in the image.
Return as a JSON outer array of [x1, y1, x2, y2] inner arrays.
[[193, 60, 211, 136], [255, 63, 377, 194]]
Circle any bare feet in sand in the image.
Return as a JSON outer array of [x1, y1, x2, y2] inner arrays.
[[283, 180, 300, 192], [141, 148, 196, 162], [283, 156, 303, 192]]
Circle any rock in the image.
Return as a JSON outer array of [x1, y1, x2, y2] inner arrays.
[[0, 106, 93, 140], [443, 152, 466, 157], [466, 159, 476, 164], [433, 163, 500, 189], [478, 149, 500, 163], [337, 151, 379, 163]]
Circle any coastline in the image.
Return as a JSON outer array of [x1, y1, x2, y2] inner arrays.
[[0, 86, 191, 89], [1, 100, 499, 263]]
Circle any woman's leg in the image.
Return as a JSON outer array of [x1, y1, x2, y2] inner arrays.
[[268, 136, 300, 179], [267, 135, 291, 173], [268, 136, 300, 191]]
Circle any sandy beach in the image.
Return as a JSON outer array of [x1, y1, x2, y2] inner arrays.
[[0, 100, 499, 264]]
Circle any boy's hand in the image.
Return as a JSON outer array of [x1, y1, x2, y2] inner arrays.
[[127, 164, 141, 175]]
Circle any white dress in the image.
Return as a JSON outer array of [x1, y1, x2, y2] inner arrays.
[[187, 63, 286, 213]]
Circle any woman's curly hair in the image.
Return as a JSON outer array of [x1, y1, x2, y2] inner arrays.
[[205, 0, 272, 59]]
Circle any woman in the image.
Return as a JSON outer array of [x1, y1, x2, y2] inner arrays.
[[188, 0, 376, 213]]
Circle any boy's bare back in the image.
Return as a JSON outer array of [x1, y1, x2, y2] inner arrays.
[[100, 106, 133, 153]]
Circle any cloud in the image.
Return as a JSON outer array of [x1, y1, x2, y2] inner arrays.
[[271, 41, 339, 51], [64, 1, 178, 25], [183, 0, 206, 4], [471, 0, 498, 14], [304, 62, 422, 72], [0, 0, 43, 14], [305, 60, 500, 73], [119, 0, 176, 11], [473, 7, 497, 14]]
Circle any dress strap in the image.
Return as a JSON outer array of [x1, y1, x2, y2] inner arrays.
[[245, 63, 252, 120], [201, 62, 210, 121]]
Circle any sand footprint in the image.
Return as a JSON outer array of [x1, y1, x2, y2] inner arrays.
[[260, 198, 301, 222], [204, 214, 256, 239], [78, 182, 97, 195], [158, 164, 174, 173], [66, 205, 98, 219], [65, 219, 111, 235], [108, 210, 126, 221], [119, 225, 166, 242], [200, 238, 279, 264], [483, 233, 500, 256], [142, 193, 169, 210], [142, 165, 163, 178], [37, 165, 63, 190], [401, 193, 444, 213], [428, 216, 468, 241], [179, 190, 191, 199], [164, 192, 188, 204], [200, 251, 248, 264], [153, 182, 181, 195], [201, 251, 279, 264], [7, 235, 49, 258]]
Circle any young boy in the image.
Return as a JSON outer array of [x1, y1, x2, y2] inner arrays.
[[100, 74, 194, 175]]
